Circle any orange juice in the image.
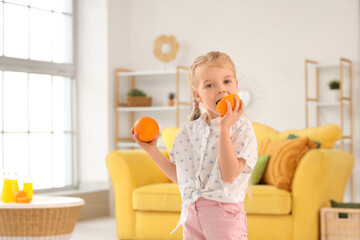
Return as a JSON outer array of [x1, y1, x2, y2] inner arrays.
[[23, 182, 33, 199], [1, 178, 19, 203]]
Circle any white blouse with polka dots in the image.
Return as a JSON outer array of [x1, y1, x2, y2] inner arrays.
[[169, 113, 257, 234]]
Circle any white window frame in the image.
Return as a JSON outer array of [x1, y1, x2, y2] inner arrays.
[[0, 0, 77, 192]]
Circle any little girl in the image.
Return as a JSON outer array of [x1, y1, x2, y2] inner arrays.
[[132, 51, 257, 240]]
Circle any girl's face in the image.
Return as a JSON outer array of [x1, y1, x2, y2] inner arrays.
[[193, 65, 238, 120]]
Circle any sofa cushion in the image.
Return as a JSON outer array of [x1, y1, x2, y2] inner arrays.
[[133, 183, 182, 212], [133, 183, 291, 215], [259, 137, 317, 191], [244, 185, 292, 215]]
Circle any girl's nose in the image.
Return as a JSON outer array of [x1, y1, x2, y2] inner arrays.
[[217, 88, 226, 94]]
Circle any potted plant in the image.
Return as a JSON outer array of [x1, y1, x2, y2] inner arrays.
[[167, 92, 175, 106], [328, 79, 340, 101], [127, 88, 152, 107]]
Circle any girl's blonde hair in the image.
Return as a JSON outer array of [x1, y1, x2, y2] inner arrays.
[[188, 51, 237, 121]]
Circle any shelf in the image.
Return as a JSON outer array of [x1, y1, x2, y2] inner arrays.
[[117, 69, 180, 77], [316, 64, 350, 69], [307, 101, 350, 107], [117, 105, 190, 112]]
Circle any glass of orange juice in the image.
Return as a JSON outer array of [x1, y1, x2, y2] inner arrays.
[[1, 172, 19, 203], [23, 176, 33, 199]]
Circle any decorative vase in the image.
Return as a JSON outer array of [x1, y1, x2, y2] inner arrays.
[[167, 99, 174, 106], [329, 89, 340, 102]]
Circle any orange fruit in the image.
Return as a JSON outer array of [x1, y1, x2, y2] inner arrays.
[[134, 116, 159, 142], [216, 94, 241, 116], [14, 190, 27, 203], [17, 197, 32, 203]]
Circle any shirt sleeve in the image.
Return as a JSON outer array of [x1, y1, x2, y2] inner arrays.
[[231, 118, 258, 174]]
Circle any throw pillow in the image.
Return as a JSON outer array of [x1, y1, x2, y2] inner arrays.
[[287, 134, 321, 148], [259, 137, 317, 191], [249, 155, 270, 185]]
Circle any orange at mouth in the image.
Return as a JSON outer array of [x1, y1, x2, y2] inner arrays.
[[216, 94, 241, 116]]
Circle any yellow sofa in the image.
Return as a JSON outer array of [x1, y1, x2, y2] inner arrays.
[[106, 123, 354, 240]]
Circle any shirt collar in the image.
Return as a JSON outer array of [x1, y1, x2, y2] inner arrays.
[[199, 112, 220, 126]]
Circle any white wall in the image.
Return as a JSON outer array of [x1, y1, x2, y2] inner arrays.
[[78, 0, 360, 200], [77, 0, 110, 184], [126, 0, 359, 127], [76, 0, 132, 185], [107, 0, 132, 151]]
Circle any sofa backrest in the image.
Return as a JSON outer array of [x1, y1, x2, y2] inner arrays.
[[253, 122, 342, 149], [161, 123, 342, 153]]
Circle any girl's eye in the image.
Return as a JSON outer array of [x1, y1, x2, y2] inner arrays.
[[206, 84, 214, 88], [224, 80, 231, 84]]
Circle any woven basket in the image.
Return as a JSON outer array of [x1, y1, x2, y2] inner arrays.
[[127, 96, 152, 107], [321, 207, 360, 240], [0, 196, 84, 240]]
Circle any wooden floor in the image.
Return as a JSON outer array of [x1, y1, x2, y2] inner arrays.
[[72, 216, 118, 240]]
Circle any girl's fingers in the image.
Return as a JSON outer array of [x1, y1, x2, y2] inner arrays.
[[234, 96, 240, 111], [131, 128, 139, 142], [222, 99, 232, 118], [131, 128, 137, 138], [226, 99, 232, 112]]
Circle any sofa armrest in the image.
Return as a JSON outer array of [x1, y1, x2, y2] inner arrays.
[[106, 149, 171, 239], [292, 149, 354, 240]]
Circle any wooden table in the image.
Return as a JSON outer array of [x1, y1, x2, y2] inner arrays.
[[0, 196, 85, 240]]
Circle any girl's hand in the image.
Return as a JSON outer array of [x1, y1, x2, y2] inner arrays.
[[131, 127, 159, 152], [219, 97, 244, 131]]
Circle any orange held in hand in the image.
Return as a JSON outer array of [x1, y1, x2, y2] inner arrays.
[[134, 116, 159, 142], [216, 94, 241, 116]]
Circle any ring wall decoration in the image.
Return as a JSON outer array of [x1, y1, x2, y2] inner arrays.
[[153, 35, 179, 63]]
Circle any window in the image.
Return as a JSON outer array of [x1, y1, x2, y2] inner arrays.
[[0, 0, 75, 191]]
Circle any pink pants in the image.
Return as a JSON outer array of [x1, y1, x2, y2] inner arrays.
[[183, 197, 248, 240]]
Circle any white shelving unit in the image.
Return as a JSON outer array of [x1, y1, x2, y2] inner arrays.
[[117, 105, 190, 112], [115, 66, 190, 149], [305, 58, 354, 200], [117, 70, 177, 77]]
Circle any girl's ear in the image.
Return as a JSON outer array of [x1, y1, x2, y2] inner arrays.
[[193, 89, 202, 103]]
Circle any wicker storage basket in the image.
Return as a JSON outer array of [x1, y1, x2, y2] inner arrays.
[[127, 96, 152, 107], [0, 196, 84, 240], [321, 207, 360, 240]]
